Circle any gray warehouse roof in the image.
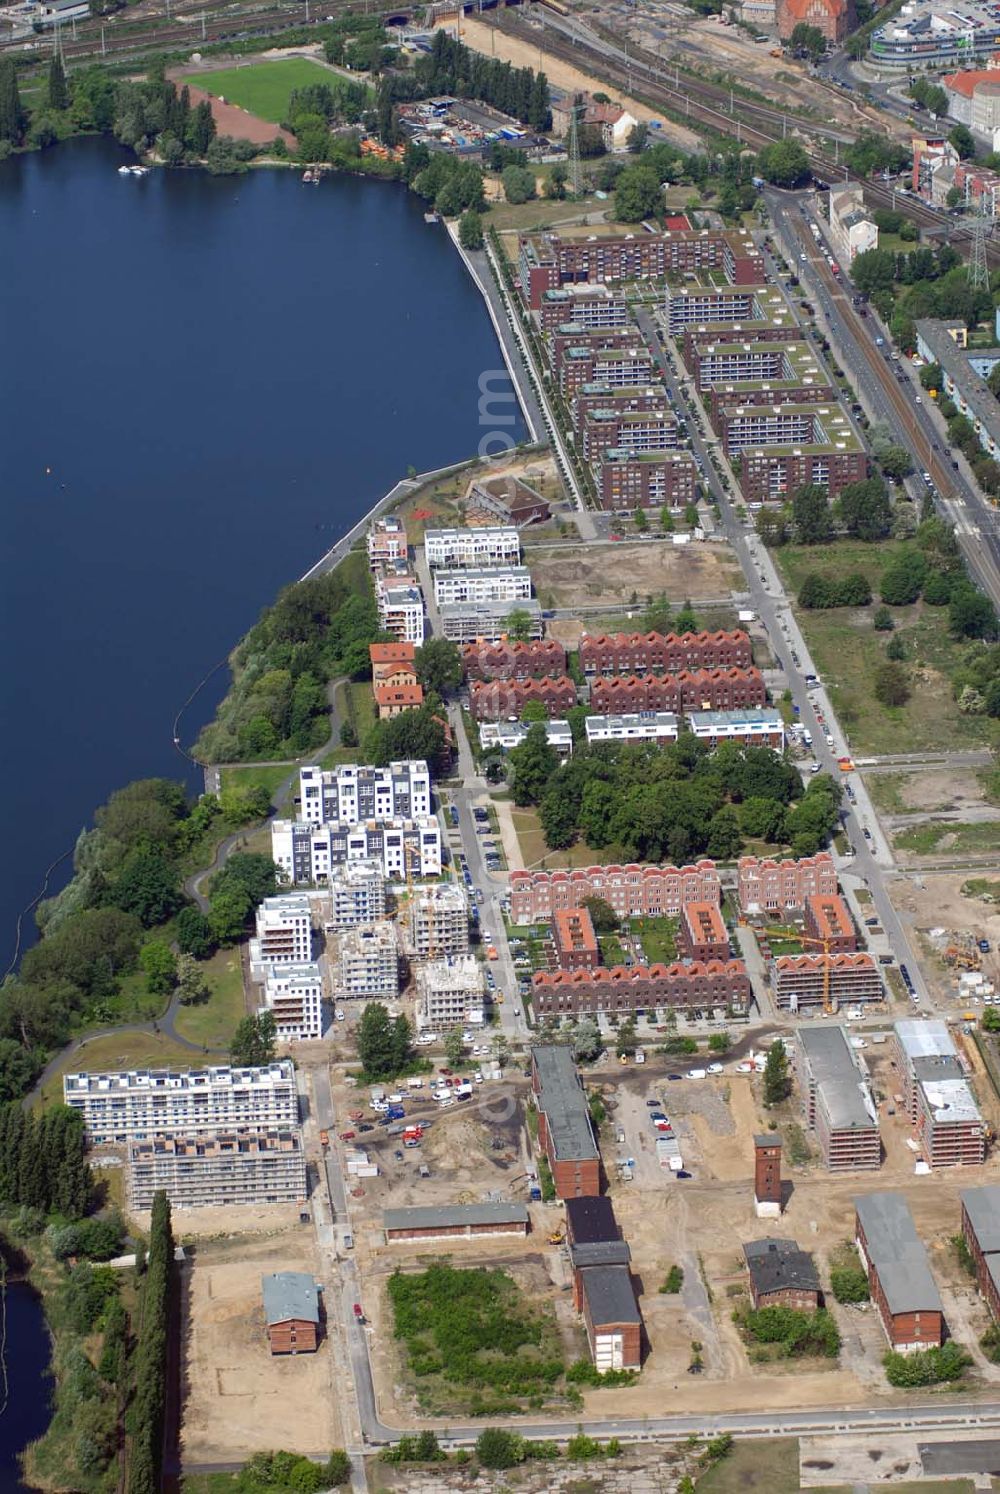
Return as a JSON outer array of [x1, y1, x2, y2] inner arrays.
[[799, 1026, 879, 1131], [854, 1192, 943, 1317], [531, 1044, 599, 1163], [383, 1202, 529, 1232], [895, 1018, 956, 1062], [580, 1263, 640, 1326], [570, 1240, 632, 1270], [744, 1238, 819, 1297], [261, 1272, 319, 1326], [962, 1186, 1000, 1256]]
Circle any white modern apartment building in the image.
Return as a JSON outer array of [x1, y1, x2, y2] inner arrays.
[[272, 817, 442, 883], [128, 1129, 307, 1210], [432, 567, 532, 608], [299, 761, 431, 827], [63, 1062, 300, 1145], [405, 883, 469, 959], [479, 720, 573, 755], [377, 579, 425, 646], [416, 956, 485, 1029], [424, 527, 521, 569], [585, 712, 679, 745], [325, 859, 386, 930], [337, 922, 399, 1000], [262, 962, 324, 1042], [250, 895, 313, 976]]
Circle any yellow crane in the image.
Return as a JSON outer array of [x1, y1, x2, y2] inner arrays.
[[754, 927, 838, 1016]]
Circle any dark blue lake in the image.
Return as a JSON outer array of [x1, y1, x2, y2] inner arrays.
[[0, 135, 523, 971]]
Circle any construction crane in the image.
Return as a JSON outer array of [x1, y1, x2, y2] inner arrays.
[[753, 927, 838, 1016]]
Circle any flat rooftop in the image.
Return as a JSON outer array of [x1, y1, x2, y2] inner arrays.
[[799, 1026, 878, 1132], [961, 1186, 1000, 1254], [565, 1194, 619, 1244], [531, 1044, 599, 1163], [895, 1018, 956, 1061], [855, 1191, 944, 1317], [383, 1202, 529, 1231]]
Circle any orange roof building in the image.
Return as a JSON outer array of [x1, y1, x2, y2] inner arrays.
[[374, 682, 424, 720], [370, 642, 418, 690], [777, 0, 853, 45], [804, 893, 857, 953]]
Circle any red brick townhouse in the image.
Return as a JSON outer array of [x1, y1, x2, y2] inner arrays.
[[462, 639, 566, 682], [470, 676, 577, 722], [589, 668, 765, 716], [510, 861, 721, 924], [532, 960, 751, 1018], [580, 629, 752, 678]]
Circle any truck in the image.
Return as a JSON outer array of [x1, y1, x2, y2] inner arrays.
[[386, 1105, 406, 1120], [319, 1130, 330, 1148], [407, 1076, 424, 1090]]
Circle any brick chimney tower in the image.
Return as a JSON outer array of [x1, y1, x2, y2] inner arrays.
[[753, 1134, 782, 1219]]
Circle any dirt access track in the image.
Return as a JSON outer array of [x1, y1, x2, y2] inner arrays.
[[180, 1227, 340, 1464], [528, 538, 742, 611]]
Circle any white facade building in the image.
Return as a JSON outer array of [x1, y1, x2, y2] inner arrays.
[[337, 922, 399, 1000], [405, 883, 469, 959], [377, 579, 425, 646], [272, 817, 442, 883], [424, 527, 521, 569], [416, 956, 485, 1029], [299, 761, 431, 826], [250, 895, 312, 977], [263, 962, 324, 1042], [585, 712, 679, 745], [325, 860, 386, 930], [479, 720, 573, 755], [432, 567, 532, 607], [63, 1062, 299, 1145], [829, 185, 879, 266]]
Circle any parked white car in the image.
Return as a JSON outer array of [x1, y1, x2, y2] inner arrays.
[[334, 1009, 346, 1022], [707, 1063, 724, 1075]]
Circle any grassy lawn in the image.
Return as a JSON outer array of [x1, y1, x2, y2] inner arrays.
[[173, 948, 247, 1050], [511, 808, 606, 869], [488, 191, 609, 232], [599, 934, 626, 965], [38, 1031, 203, 1108], [341, 678, 375, 748], [696, 1439, 799, 1494], [219, 762, 294, 805], [192, 58, 356, 123], [775, 541, 999, 756], [632, 915, 678, 964], [893, 818, 1000, 856], [866, 772, 908, 813]]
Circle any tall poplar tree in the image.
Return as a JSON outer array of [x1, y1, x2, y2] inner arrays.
[[48, 53, 68, 111], [0, 59, 24, 145]]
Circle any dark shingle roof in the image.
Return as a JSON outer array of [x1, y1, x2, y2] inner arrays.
[[855, 1192, 943, 1317], [743, 1238, 819, 1297], [531, 1044, 598, 1163], [565, 1195, 619, 1244], [580, 1264, 640, 1326]]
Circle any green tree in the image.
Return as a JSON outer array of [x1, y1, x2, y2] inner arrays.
[[886, 633, 907, 660], [949, 123, 976, 159], [571, 1017, 603, 1062], [322, 1451, 352, 1488], [633, 506, 648, 532], [458, 208, 483, 249], [415, 637, 462, 695], [139, 941, 177, 997], [505, 608, 534, 642], [48, 54, 69, 111], [0, 59, 24, 145], [616, 1017, 638, 1057], [839, 477, 891, 541], [444, 1027, 466, 1066], [949, 583, 997, 640], [508, 722, 558, 806], [789, 21, 826, 56], [545, 162, 568, 199], [880, 549, 926, 606], [707, 804, 742, 860], [614, 165, 663, 222], [755, 140, 810, 187], [176, 906, 215, 958], [357, 1001, 411, 1078], [792, 484, 832, 544], [873, 605, 894, 631], [502, 163, 536, 203], [175, 954, 210, 1006], [660, 504, 675, 532], [581, 896, 618, 933], [476, 1428, 524, 1469], [874, 660, 910, 706], [229, 1010, 277, 1066], [763, 1038, 790, 1106]]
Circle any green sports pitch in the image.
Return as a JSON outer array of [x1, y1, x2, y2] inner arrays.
[[191, 59, 347, 124]]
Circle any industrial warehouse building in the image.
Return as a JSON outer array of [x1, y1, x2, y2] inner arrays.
[[796, 1026, 881, 1172], [579, 1265, 642, 1372], [383, 1203, 529, 1243], [129, 1129, 307, 1211], [262, 1272, 320, 1356], [855, 1191, 944, 1351], [894, 1020, 986, 1168], [743, 1239, 820, 1311], [531, 1044, 600, 1199], [960, 1187, 1000, 1323]]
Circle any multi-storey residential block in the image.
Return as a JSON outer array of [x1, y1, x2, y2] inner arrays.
[[128, 1129, 307, 1211], [480, 719, 573, 756], [416, 955, 485, 1029], [581, 406, 679, 463], [737, 852, 838, 915], [367, 515, 408, 569], [462, 638, 566, 681], [721, 401, 856, 456], [63, 1062, 300, 1145], [549, 323, 638, 374], [438, 597, 544, 642], [589, 668, 766, 715], [552, 907, 601, 971], [271, 818, 442, 884], [337, 922, 399, 1001], [510, 861, 721, 923], [680, 316, 799, 365], [324, 860, 386, 930], [572, 384, 670, 435], [560, 345, 655, 399], [915, 318, 1000, 465], [405, 883, 469, 959], [855, 1192, 943, 1351], [432, 567, 532, 607], [598, 449, 699, 509], [251, 895, 312, 971], [538, 285, 630, 330], [584, 712, 679, 746], [686, 708, 785, 749], [960, 1187, 1000, 1323], [470, 676, 577, 721], [376, 578, 424, 646], [679, 901, 731, 962], [893, 1020, 987, 1168], [299, 761, 431, 827], [532, 960, 751, 1018], [796, 1027, 881, 1171], [665, 286, 766, 336], [518, 229, 763, 309], [689, 338, 826, 393], [739, 441, 868, 504], [771, 953, 883, 1011], [262, 962, 324, 1042], [581, 630, 752, 678], [804, 892, 857, 953], [424, 527, 520, 569], [530, 1044, 600, 1197]]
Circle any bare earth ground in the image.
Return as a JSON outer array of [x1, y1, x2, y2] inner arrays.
[[181, 1228, 339, 1463], [887, 872, 1000, 1003], [528, 540, 741, 611], [449, 16, 704, 153], [870, 768, 992, 817], [167, 75, 295, 147]]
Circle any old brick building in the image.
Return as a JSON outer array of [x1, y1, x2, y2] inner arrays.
[[743, 1239, 820, 1311], [855, 1191, 944, 1351], [510, 861, 721, 924], [470, 676, 578, 721], [580, 629, 752, 678], [777, 0, 853, 45], [737, 853, 838, 915], [262, 1272, 320, 1356], [383, 1203, 529, 1243], [531, 1044, 600, 1199], [462, 639, 566, 682], [960, 1188, 1000, 1325], [532, 960, 751, 1018], [589, 668, 766, 716]]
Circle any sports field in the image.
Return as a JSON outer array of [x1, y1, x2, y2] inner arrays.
[[191, 58, 342, 124]]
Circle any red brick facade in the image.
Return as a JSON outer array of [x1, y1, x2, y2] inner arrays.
[[549, 324, 637, 372], [590, 668, 765, 715], [520, 229, 765, 308], [777, 0, 853, 45], [267, 1319, 318, 1355], [572, 386, 671, 434], [737, 853, 838, 915], [462, 639, 567, 682], [580, 629, 752, 678], [552, 907, 601, 970], [804, 893, 857, 953], [470, 676, 577, 721], [679, 901, 731, 962], [511, 861, 721, 924], [739, 448, 869, 504], [532, 960, 751, 1018]]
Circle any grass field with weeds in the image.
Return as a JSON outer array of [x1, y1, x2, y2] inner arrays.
[[173, 948, 247, 1049], [38, 1031, 209, 1106], [893, 819, 1000, 857], [192, 58, 355, 123]]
